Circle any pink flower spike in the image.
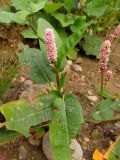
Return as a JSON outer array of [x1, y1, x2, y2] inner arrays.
[[105, 70, 113, 85], [100, 40, 111, 54], [108, 34, 117, 43], [99, 40, 111, 71], [44, 28, 57, 63]]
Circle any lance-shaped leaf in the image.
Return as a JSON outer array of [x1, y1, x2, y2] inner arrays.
[[64, 94, 84, 139], [0, 128, 20, 145], [29, 0, 46, 13], [50, 97, 72, 160], [50, 94, 84, 160], [11, 0, 30, 10], [0, 95, 55, 136], [17, 43, 55, 84], [44, 2, 63, 13], [53, 13, 75, 27], [0, 11, 14, 23]]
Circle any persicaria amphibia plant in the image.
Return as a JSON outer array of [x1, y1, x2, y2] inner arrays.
[[99, 24, 120, 96]]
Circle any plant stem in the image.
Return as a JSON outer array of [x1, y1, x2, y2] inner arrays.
[[56, 72, 60, 90], [100, 71, 104, 99]]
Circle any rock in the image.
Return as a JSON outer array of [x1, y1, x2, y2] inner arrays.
[[19, 84, 49, 103], [87, 95, 98, 103], [28, 136, 42, 146], [20, 76, 25, 83], [70, 139, 83, 160], [67, 60, 73, 66], [24, 80, 33, 87], [42, 132, 83, 160], [18, 145, 27, 160], [42, 132, 52, 160], [84, 137, 89, 142], [87, 90, 92, 96], [72, 64, 82, 72], [75, 57, 83, 64], [115, 122, 120, 128]]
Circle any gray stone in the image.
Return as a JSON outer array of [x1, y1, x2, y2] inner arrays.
[[24, 80, 33, 87], [18, 145, 27, 160], [70, 139, 83, 160], [72, 64, 82, 72], [87, 95, 98, 103], [42, 132, 83, 160], [42, 132, 52, 160], [28, 136, 42, 146]]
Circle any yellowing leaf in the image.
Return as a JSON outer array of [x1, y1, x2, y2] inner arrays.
[[93, 149, 104, 160]]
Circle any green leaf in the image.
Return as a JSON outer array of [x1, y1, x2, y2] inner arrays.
[[90, 99, 120, 121], [107, 136, 120, 160], [53, 13, 75, 27], [13, 10, 30, 24], [11, 0, 30, 10], [50, 97, 72, 160], [17, 43, 55, 84], [22, 29, 38, 39], [82, 35, 103, 57], [37, 18, 63, 52], [0, 95, 55, 136], [67, 48, 77, 60], [29, 1, 45, 13], [0, 128, 20, 145], [63, 0, 72, 12], [70, 16, 87, 34], [50, 95, 84, 160], [64, 94, 84, 139], [96, 87, 117, 100], [84, 0, 108, 17], [44, 3, 63, 13], [57, 32, 83, 70], [0, 11, 14, 23]]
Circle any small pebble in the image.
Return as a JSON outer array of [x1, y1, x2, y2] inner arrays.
[[42, 132, 83, 160], [18, 145, 27, 160], [20, 76, 25, 83], [87, 90, 92, 96], [28, 137, 42, 146], [87, 95, 98, 103], [67, 60, 73, 66], [24, 80, 33, 87], [115, 122, 120, 128], [72, 64, 82, 72], [84, 137, 90, 142]]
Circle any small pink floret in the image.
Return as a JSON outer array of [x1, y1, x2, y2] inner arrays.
[[105, 70, 113, 84], [99, 40, 111, 71]]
